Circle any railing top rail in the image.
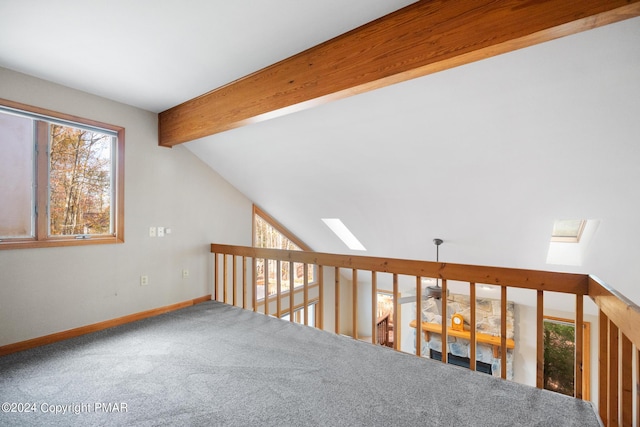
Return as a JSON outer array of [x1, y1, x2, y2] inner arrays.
[[589, 275, 640, 348], [211, 243, 589, 295]]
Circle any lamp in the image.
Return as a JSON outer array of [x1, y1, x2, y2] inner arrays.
[[425, 238, 447, 300], [396, 238, 447, 306]]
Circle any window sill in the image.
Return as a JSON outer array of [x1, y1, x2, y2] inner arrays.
[[0, 236, 124, 250]]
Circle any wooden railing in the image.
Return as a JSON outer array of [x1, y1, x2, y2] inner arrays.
[[211, 243, 640, 426]]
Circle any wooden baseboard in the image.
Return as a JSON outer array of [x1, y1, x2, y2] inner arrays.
[[0, 295, 212, 357]]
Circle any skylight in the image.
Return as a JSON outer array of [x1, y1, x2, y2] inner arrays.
[[551, 219, 586, 243], [546, 219, 599, 266], [321, 218, 366, 251]]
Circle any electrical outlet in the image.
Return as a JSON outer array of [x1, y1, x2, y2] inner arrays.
[[149, 227, 156, 237], [140, 275, 149, 286], [182, 269, 189, 279]]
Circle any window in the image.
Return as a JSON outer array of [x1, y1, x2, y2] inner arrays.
[[543, 316, 590, 399], [551, 219, 586, 243], [253, 205, 314, 300], [0, 99, 124, 249], [281, 302, 317, 327]]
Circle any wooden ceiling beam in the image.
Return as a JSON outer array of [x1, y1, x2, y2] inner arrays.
[[159, 0, 640, 147]]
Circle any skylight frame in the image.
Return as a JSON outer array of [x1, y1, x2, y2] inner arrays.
[[551, 219, 587, 243]]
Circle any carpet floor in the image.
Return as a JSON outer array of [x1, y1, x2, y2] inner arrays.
[[0, 300, 601, 426]]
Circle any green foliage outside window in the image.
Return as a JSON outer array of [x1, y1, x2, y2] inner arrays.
[[543, 320, 575, 396]]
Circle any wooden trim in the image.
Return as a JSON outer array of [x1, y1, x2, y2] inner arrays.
[[469, 282, 477, 371], [304, 263, 309, 326], [252, 257, 257, 312], [264, 260, 269, 316], [335, 267, 341, 334], [415, 276, 422, 357], [318, 265, 324, 330], [441, 279, 448, 365], [289, 261, 295, 323], [409, 320, 515, 351], [252, 205, 312, 251], [598, 311, 609, 424], [575, 295, 584, 399], [621, 333, 633, 427], [0, 98, 125, 249], [255, 282, 319, 306], [232, 255, 237, 306], [276, 259, 282, 318], [542, 315, 591, 399], [213, 253, 219, 301], [0, 296, 212, 357], [500, 286, 508, 379], [352, 269, 358, 339], [609, 322, 619, 426], [242, 256, 247, 309], [158, 1, 640, 146], [371, 271, 377, 345], [273, 297, 320, 318], [536, 291, 544, 389], [393, 274, 399, 351], [637, 348, 640, 427], [36, 121, 49, 240], [589, 275, 640, 348], [211, 244, 589, 295], [223, 254, 228, 304], [583, 321, 591, 401]]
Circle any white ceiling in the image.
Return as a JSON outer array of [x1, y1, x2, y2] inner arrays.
[[0, 0, 415, 112], [1, 2, 639, 305]]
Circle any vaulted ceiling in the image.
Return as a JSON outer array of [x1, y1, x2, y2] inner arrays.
[[1, 1, 639, 304]]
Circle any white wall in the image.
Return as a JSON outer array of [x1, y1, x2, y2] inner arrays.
[[0, 68, 253, 346]]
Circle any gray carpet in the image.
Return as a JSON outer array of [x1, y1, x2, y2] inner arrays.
[[0, 301, 600, 426]]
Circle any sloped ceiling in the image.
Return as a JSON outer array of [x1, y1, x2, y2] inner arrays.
[[186, 17, 640, 307], [0, 2, 639, 304]]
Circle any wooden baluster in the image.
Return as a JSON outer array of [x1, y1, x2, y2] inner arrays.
[[441, 279, 447, 364], [599, 311, 609, 425], [276, 260, 282, 318], [536, 290, 544, 389], [636, 347, 639, 427], [500, 286, 507, 380], [371, 271, 377, 345], [609, 321, 619, 426], [352, 269, 358, 339], [264, 260, 269, 316], [575, 295, 584, 399], [304, 264, 309, 326], [223, 255, 228, 304], [289, 261, 294, 322], [469, 282, 476, 371], [393, 274, 399, 351], [621, 333, 633, 427], [335, 267, 341, 334], [213, 253, 218, 302], [232, 255, 237, 307], [242, 257, 247, 309], [252, 258, 258, 312], [318, 266, 324, 330], [416, 276, 422, 357]]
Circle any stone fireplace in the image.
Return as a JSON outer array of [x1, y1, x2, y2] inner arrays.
[[415, 293, 515, 379]]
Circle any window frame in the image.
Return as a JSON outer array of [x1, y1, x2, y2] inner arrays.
[[550, 219, 586, 243], [252, 205, 311, 251], [252, 205, 316, 302], [0, 98, 124, 249]]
